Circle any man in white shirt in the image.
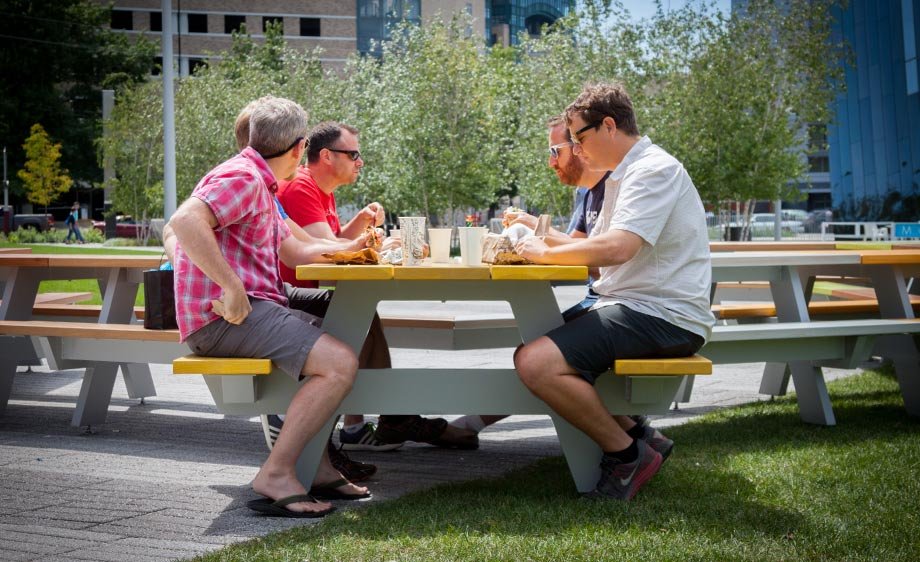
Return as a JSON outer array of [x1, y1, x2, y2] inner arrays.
[[516, 83, 714, 501]]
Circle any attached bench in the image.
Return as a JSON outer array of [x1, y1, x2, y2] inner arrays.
[[714, 298, 920, 321], [0, 320, 185, 426], [676, 318, 920, 425], [172, 353, 711, 493]]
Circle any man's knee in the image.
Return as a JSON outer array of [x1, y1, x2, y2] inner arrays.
[[303, 335, 359, 389], [514, 338, 554, 389]]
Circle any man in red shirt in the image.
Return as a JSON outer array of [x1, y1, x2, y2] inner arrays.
[[169, 97, 367, 518], [278, 121, 477, 451]]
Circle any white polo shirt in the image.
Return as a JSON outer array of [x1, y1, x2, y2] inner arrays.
[[590, 136, 714, 341]]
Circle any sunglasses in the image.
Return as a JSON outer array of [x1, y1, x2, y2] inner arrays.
[[549, 142, 573, 159], [571, 120, 603, 144], [261, 136, 304, 159], [328, 148, 362, 161]]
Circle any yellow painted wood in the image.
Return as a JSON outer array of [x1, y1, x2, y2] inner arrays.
[[859, 249, 920, 265], [835, 242, 892, 250], [613, 355, 712, 376], [490, 265, 588, 281], [172, 354, 272, 375], [296, 264, 394, 281], [394, 264, 491, 280]]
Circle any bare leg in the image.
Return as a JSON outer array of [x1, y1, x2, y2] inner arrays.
[[252, 334, 364, 514], [344, 315, 392, 428], [515, 336, 631, 452]]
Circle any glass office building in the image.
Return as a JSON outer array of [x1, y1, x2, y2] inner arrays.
[[357, 0, 422, 55], [487, 0, 573, 46], [828, 0, 920, 218]]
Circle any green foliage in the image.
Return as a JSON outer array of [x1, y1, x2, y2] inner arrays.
[[101, 1, 844, 223], [0, 0, 155, 198], [17, 124, 73, 210]]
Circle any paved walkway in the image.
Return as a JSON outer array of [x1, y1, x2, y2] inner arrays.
[[0, 288, 863, 561]]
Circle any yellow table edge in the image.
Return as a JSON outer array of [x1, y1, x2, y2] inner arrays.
[[489, 265, 588, 281], [394, 265, 491, 280], [173, 355, 273, 375], [296, 264, 395, 280]]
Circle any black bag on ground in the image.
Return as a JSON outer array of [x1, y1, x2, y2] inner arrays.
[[143, 268, 178, 330]]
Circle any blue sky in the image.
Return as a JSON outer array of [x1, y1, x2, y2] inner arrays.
[[616, 0, 733, 21]]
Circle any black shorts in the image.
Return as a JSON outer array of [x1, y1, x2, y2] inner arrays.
[[545, 303, 704, 385]]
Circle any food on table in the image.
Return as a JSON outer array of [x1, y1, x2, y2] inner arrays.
[[322, 247, 380, 265], [502, 206, 526, 228]]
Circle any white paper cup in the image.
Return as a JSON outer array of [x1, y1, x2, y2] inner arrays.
[[398, 217, 426, 265], [427, 228, 453, 263], [457, 226, 487, 265]]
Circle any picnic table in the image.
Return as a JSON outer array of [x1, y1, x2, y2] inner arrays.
[[706, 249, 920, 424], [0, 254, 165, 425]]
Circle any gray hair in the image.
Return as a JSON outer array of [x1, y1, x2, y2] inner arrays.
[[248, 97, 309, 159]]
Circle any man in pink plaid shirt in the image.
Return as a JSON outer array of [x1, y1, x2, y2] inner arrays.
[[169, 97, 363, 518]]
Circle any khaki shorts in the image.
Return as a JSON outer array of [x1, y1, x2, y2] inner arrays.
[[186, 297, 325, 380]]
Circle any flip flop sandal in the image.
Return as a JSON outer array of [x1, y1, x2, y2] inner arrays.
[[309, 478, 372, 501], [246, 494, 337, 518]]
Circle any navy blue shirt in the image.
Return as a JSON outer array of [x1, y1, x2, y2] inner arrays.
[[571, 172, 609, 236]]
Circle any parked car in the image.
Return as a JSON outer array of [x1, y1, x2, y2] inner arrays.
[[0, 207, 55, 234], [92, 215, 149, 238], [750, 213, 804, 233], [803, 209, 833, 233]]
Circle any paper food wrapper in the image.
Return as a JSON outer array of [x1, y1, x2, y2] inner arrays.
[[322, 247, 380, 265], [481, 233, 531, 265]]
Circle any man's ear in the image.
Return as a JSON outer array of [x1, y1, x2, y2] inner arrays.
[[603, 116, 617, 135]]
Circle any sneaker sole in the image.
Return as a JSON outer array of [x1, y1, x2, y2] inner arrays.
[[627, 450, 663, 500], [340, 442, 404, 452]]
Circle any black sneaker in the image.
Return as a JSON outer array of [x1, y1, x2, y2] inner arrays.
[[260, 414, 283, 451], [585, 439, 663, 501], [629, 415, 674, 461], [328, 441, 377, 483], [375, 415, 479, 449]]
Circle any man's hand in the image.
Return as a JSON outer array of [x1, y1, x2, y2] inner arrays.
[[212, 286, 251, 325], [515, 236, 550, 263], [361, 202, 385, 227], [381, 235, 401, 251], [506, 211, 538, 230]]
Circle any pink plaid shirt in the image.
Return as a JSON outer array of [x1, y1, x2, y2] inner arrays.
[[174, 147, 292, 340]]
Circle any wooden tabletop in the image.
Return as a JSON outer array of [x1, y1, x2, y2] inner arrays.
[[296, 263, 588, 281], [0, 253, 165, 268], [0, 247, 33, 254]]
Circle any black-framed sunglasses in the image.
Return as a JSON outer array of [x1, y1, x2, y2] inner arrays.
[[549, 142, 573, 159], [327, 148, 362, 161], [572, 120, 603, 140], [261, 136, 304, 159]]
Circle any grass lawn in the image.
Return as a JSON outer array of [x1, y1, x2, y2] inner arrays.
[[192, 368, 920, 562], [1, 243, 158, 305]]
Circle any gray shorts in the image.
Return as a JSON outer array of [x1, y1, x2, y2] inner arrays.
[[545, 303, 704, 385], [185, 297, 325, 380]]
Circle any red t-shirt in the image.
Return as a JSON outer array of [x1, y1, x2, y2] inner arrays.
[[276, 166, 340, 288]]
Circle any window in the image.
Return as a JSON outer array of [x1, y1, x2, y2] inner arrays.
[[111, 10, 133, 30], [187, 13, 207, 33], [263, 16, 283, 33], [225, 15, 246, 34], [300, 17, 320, 36], [149, 11, 162, 32], [189, 58, 208, 75], [809, 156, 830, 173]]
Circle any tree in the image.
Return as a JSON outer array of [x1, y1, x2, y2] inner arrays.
[[0, 0, 154, 201], [18, 124, 73, 212]]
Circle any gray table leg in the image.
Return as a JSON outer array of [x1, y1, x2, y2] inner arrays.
[[0, 268, 41, 415], [72, 364, 120, 427], [550, 413, 602, 493], [772, 266, 836, 425], [871, 266, 920, 417]]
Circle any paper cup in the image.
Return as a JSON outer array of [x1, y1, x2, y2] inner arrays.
[[427, 228, 453, 263], [457, 226, 487, 265], [398, 217, 426, 265]]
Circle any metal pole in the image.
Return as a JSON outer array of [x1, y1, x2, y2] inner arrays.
[[3, 146, 8, 207], [774, 198, 782, 241], [161, 0, 177, 220], [102, 90, 116, 239]]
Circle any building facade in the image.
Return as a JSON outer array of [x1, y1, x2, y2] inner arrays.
[[828, 0, 920, 219], [101, 1, 569, 74]]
